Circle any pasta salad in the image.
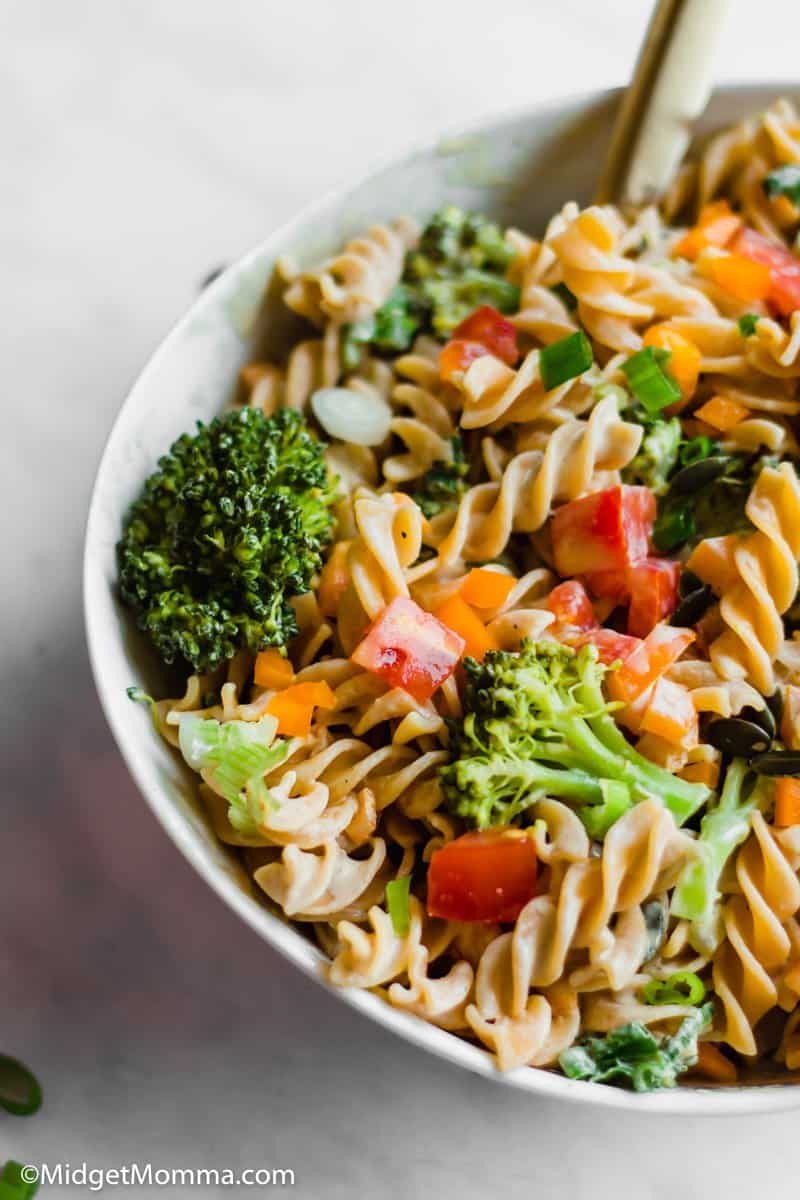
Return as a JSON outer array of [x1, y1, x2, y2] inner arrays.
[[120, 99, 800, 1092]]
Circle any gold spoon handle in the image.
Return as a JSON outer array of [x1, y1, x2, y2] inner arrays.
[[596, 0, 731, 206]]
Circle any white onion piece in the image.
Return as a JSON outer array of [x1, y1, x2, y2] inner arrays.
[[311, 387, 392, 447]]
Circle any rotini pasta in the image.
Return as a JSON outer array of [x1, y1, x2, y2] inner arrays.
[[120, 100, 800, 1093]]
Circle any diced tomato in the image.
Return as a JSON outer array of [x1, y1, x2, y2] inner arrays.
[[733, 227, 800, 317], [606, 624, 695, 704], [584, 568, 629, 603], [627, 559, 680, 638], [351, 596, 465, 702], [567, 628, 641, 666], [551, 486, 656, 578], [639, 677, 698, 747], [547, 580, 596, 631], [452, 305, 519, 366], [434, 594, 498, 663], [427, 829, 538, 923], [439, 339, 492, 382]]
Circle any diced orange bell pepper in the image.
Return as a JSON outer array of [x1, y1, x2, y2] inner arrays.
[[694, 395, 750, 432], [607, 624, 695, 704], [318, 541, 352, 618], [265, 681, 336, 738], [434, 594, 498, 663], [460, 567, 517, 609], [439, 339, 491, 383], [775, 777, 800, 828], [691, 1043, 738, 1084], [642, 324, 702, 406], [639, 678, 698, 748], [254, 648, 295, 690], [672, 200, 742, 262], [700, 251, 773, 303], [679, 759, 721, 788], [685, 535, 740, 596]]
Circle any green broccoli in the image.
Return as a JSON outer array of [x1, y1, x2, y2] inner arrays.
[[407, 205, 516, 277], [340, 207, 520, 362], [340, 284, 426, 369], [441, 641, 711, 832], [623, 412, 682, 496], [410, 435, 469, 517], [118, 407, 337, 671], [559, 1004, 713, 1091], [672, 759, 766, 952]]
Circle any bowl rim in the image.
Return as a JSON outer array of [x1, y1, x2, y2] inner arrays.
[[84, 80, 800, 1114]]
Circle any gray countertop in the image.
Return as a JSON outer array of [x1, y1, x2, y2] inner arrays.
[[4, 1, 800, 1194]]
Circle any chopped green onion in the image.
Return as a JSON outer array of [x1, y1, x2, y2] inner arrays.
[[539, 331, 593, 391], [127, 685, 160, 731], [550, 282, 578, 312], [386, 875, 412, 936], [621, 347, 682, 414], [737, 313, 760, 337], [763, 164, 800, 205], [0, 1056, 43, 1117], [652, 505, 695, 553], [0, 1161, 39, 1199], [641, 971, 706, 1007]]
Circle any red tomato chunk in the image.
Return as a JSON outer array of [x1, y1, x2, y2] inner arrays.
[[439, 338, 492, 382], [551, 486, 655, 577], [427, 830, 538, 923], [452, 305, 519, 366], [626, 559, 681, 638], [350, 596, 464, 702], [547, 580, 596, 631], [733, 228, 800, 317], [568, 628, 640, 666]]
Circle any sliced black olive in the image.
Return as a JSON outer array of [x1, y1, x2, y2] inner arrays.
[[751, 750, 800, 776], [766, 688, 784, 731], [706, 717, 772, 757], [671, 584, 713, 626], [641, 897, 668, 962], [668, 456, 733, 496], [678, 569, 704, 598], [739, 703, 777, 740]]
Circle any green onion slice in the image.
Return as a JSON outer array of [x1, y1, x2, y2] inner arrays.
[[539, 331, 593, 391], [386, 875, 412, 936], [0, 1056, 43, 1117], [621, 347, 682, 414], [641, 971, 706, 1007], [737, 313, 760, 337], [763, 165, 800, 205]]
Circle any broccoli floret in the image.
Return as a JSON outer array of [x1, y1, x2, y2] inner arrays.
[[408, 205, 516, 277], [623, 413, 682, 496], [441, 641, 711, 831], [410, 435, 469, 517], [420, 270, 520, 338], [559, 1004, 713, 1091], [340, 284, 427, 370], [118, 407, 337, 671], [672, 759, 767, 952]]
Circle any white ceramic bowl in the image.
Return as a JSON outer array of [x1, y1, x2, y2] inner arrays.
[[85, 83, 800, 1113]]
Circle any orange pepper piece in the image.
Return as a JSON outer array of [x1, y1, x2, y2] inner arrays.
[[434, 595, 498, 663], [254, 648, 295, 690], [694, 395, 750, 432], [460, 568, 517, 609], [775, 778, 800, 828]]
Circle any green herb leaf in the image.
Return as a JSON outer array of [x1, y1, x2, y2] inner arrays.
[[559, 1004, 713, 1091], [737, 312, 760, 337]]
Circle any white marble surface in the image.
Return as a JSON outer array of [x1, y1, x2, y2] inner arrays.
[[3, 1, 800, 1195]]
